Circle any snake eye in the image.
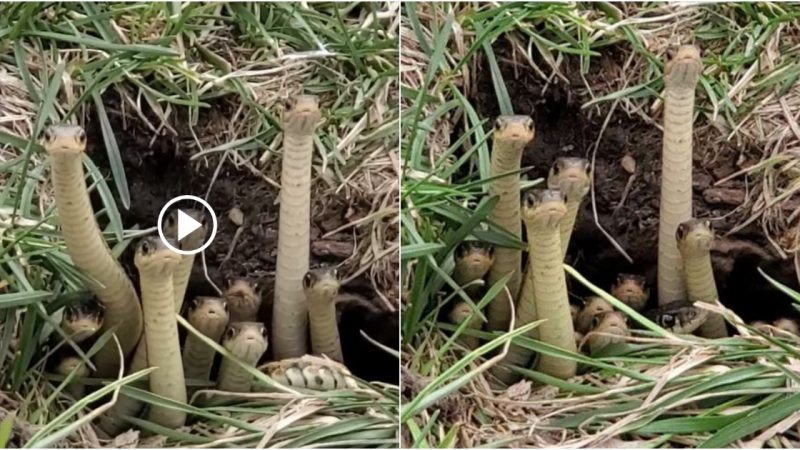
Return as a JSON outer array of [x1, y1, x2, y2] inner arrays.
[[676, 224, 687, 240], [140, 240, 151, 254], [661, 314, 675, 329], [331, 269, 339, 279], [524, 117, 534, 131], [225, 327, 236, 340], [704, 220, 711, 230], [303, 272, 314, 289], [591, 315, 601, 329], [584, 163, 592, 175], [76, 129, 86, 145], [493, 118, 504, 132], [222, 301, 229, 313], [43, 127, 54, 143], [260, 326, 268, 338]]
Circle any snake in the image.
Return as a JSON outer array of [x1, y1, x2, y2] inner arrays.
[[225, 278, 261, 323], [304, 267, 343, 363], [273, 95, 322, 360], [610, 274, 650, 312], [657, 45, 702, 306], [163, 208, 208, 313], [494, 189, 576, 384], [772, 318, 800, 335], [255, 355, 358, 392], [217, 322, 269, 392], [449, 241, 494, 349], [134, 236, 186, 428], [485, 115, 535, 332], [54, 353, 89, 399], [182, 297, 230, 382], [60, 299, 104, 343], [575, 296, 613, 334], [43, 124, 142, 376], [586, 311, 629, 354], [676, 219, 727, 338], [644, 301, 709, 334], [546, 157, 592, 258]]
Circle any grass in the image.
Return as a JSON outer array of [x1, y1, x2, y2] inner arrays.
[[0, 2, 398, 448], [400, 2, 800, 447]]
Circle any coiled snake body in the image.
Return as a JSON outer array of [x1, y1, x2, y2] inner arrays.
[[44, 125, 142, 376], [135, 236, 186, 428], [305, 268, 343, 363], [256, 355, 357, 391], [218, 322, 269, 392], [486, 115, 535, 331], [657, 45, 702, 306], [676, 219, 726, 337], [273, 95, 321, 359], [61, 299, 104, 343], [183, 297, 230, 381]]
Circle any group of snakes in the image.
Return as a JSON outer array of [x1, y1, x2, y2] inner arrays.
[[446, 45, 800, 384], [44, 95, 361, 436]]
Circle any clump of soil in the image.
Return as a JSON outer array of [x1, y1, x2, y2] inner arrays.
[[469, 38, 799, 322], [83, 97, 397, 383]]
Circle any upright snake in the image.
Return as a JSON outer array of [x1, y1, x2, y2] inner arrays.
[[256, 355, 358, 392], [163, 208, 208, 313], [273, 95, 321, 359], [657, 45, 702, 306], [575, 296, 613, 334], [218, 322, 269, 392], [305, 268, 343, 363], [182, 297, 230, 381], [54, 353, 90, 399], [449, 241, 494, 349], [61, 299, 104, 343], [676, 219, 727, 338], [486, 115, 535, 331], [586, 311, 629, 354], [546, 157, 592, 257], [225, 279, 261, 322], [44, 125, 142, 376], [135, 236, 186, 428]]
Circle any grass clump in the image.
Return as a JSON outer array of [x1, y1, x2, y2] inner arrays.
[[0, 2, 398, 447], [400, 2, 800, 447]]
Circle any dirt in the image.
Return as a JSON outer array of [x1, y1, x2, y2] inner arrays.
[[469, 38, 800, 323], [80, 97, 397, 383]]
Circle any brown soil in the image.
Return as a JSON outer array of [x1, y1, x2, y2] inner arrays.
[[82, 97, 397, 383], [470, 38, 799, 323]]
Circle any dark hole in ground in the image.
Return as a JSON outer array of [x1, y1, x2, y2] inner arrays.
[[78, 97, 397, 384], [460, 37, 799, 324]]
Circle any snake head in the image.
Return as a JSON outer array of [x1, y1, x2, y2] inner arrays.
[[493, 115, 535, 146], [648, 303, 709, 334], [454, 240, 494, 268], [223, 321, 269, 361], [163, 208, 208, 250], [547, 157, 592, 199], [575, 296, 614, 333], [522, 189, 567, 227], [676, 219, 714, 255], [62, 299, 105, 340], [591, 311, 628, 334], [772, 318, 800, 335], [42, 124, 87, 155], [188, 296, 229, 323], [449, 301, 475, 324], [284, 95, 322, 135], [610, 273, 649, 311], [302, 267, 341, 300], [664, 45, 702, 90], [134, 236, 181, 274]]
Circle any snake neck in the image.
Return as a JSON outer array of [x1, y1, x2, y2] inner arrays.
[[172, 255, 195, 313], [559, 200, 582, 258]]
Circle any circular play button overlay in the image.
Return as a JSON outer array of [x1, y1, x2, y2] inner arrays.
[[157, 195, 218, 255]]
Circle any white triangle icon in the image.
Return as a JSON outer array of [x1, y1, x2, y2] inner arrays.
[[177, 210, 202, 241]]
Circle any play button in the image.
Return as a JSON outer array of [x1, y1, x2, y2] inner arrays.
[[176, 210, 202, 241], [157, 195, 218, 255]]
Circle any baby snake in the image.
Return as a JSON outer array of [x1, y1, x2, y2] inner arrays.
[[273, 95, 321, 359], [255, 355, 357, 392], [677, 219, 727, 338], [182, 296, 230, 382], [658, 45, 702, 306], [586, 311, 629, 354], [305, 268, 343, 363], [486, 115, 535, 332], [44, 125, 142, 376], [610, 274, 650, 312], [225, 278, 261, 322], [218, 322, 269, 392], [60, 299, 104, 343], [574, 296, 613, 334], [54, 353, 89, 399], [449, 241, 493, 350], [547, 157, 592, 257]]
